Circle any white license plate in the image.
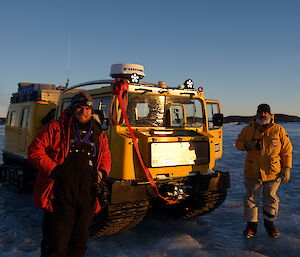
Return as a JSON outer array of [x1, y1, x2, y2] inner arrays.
[[151, 142, 197, 167]]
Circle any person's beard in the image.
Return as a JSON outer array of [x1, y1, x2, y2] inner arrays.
[[74, 112, 92, 124], [256, 116, 271, 125]]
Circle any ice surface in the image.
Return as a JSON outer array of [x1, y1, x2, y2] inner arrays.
[[0, 123, 299, 257]]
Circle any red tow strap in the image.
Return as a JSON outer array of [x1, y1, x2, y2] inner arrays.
[[112, 79, 176, 204]]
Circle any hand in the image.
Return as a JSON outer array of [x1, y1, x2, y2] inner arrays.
[[280, 168, 290, 183], [95, 180, 110, 207], [244, 139, 259, 150], [97, 171, 103, 183]]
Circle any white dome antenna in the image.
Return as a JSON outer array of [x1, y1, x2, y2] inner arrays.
[[110, 63, 145, 83]]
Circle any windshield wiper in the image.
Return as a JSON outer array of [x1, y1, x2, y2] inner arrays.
[[135, 88, 153, 94]]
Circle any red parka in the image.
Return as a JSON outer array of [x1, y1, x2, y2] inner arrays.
[[28, 110, 111, 213]]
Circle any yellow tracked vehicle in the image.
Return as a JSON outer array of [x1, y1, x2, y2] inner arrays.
[[0, 64, 230, 236], [1, 83, 61, 190]]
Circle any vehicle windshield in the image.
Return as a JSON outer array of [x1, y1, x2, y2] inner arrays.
[[127, 92, 203, 127]]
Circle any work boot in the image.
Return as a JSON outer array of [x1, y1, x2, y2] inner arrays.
[[264, 219, 280, 238], [243, 222, 257, 239]]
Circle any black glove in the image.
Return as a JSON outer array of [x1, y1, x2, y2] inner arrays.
[[95, 180, 110, 207], [244, 139, 261, 150]]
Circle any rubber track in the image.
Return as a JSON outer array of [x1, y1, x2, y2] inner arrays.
[[0, 163, 36, 192], [90, 200, 149, 237], [0, 165, 24, 189], [154, 190, 227, 219], [181, 190, 227, 219]]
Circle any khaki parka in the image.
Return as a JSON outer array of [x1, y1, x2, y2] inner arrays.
[[235, 116, 292, 181]]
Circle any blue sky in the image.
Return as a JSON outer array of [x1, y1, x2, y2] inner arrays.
[[1, 0, 299, 117]]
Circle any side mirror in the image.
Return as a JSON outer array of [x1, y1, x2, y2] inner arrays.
[[94, 110, 110, 130], [94, 110, 105, 122], [213, 113, 224, 127]]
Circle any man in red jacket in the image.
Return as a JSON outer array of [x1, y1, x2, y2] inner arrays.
[[28, 91, 111, 257]]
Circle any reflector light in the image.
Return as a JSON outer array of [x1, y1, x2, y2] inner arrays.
[[198, 86, 204, 92], [152, 131, 173, 135], [150, 130, 173, 136]]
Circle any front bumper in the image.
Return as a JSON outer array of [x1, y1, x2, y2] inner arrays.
[[109, 171, 230, 204]]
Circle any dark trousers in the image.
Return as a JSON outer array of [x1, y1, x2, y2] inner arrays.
[[41, 142, 97, 257], [41, 204, 95, 257]]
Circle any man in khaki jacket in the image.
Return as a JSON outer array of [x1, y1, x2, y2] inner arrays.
[[236, 104, 292, 238]]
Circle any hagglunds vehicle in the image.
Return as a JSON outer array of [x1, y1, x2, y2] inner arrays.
[[0, 64, 230, 237]]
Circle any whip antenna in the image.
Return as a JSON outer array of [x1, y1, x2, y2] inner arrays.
[[65, 34, 71, 88]]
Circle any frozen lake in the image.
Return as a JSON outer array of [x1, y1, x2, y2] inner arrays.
[[0, 123, 299, 257]]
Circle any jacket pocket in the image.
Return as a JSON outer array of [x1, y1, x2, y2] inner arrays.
[[270, 155, 281, 173]]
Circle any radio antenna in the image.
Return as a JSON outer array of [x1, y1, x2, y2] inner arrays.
[[65, 34, 71, 88]]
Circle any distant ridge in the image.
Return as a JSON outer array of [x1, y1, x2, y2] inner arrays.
[[224, 114, 300, 124], [0, 115, 299, 126]]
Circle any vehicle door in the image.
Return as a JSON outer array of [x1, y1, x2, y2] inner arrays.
[[206, 100, 223, 160], [18, 106, 30, 153], [5, 109, 18, 152]]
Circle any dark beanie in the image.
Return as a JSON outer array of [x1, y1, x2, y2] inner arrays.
[[257, 103, 271, 114], [70, 91, 94, 112]]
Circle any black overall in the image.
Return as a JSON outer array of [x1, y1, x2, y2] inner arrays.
[[41, 128, 98, 257]]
